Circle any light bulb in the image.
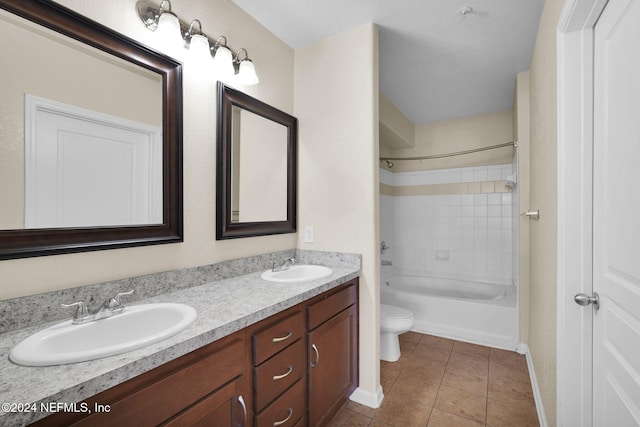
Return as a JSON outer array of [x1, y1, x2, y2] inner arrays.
[[212, 45, 235, 77], [237, 59, 259, 85], [155, 11, 182, 48], [189, 33, 211, 62]]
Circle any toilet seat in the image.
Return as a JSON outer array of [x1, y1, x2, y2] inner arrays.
[[380, 304, 414, 331], [381, 304, 413, 319]]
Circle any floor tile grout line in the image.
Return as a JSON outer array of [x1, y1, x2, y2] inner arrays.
[[485, 350, 493, 425]]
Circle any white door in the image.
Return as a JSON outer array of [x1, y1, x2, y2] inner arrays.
[[592, 0, 640, 424], [24, 95, 162, 228]]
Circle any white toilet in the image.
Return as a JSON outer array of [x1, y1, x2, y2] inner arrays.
[[380, 303, 415, 362]]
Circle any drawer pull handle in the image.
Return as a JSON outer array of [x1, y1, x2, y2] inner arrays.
[[311, 344, 319, 368], [273, 408, 293, 426], [238, 395, 247, 426], [272, 331, 292, 343], [273, 365, 293, 381]]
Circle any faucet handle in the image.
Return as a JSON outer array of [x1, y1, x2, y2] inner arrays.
[[113, 289, 134, 305], [61, 301, 89, 321]]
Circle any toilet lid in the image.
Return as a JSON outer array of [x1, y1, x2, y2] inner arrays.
[[381, 304, 413, 320]]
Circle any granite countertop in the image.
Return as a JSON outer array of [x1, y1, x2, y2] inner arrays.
[[0, 263, 360, 426]]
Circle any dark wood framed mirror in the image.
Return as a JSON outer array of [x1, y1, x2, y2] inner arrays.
[[216, 82, 297, 239], [0, 0, 183, 260]]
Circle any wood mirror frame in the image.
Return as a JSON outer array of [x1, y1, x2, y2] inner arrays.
[[0, 0, 183, 260], [216, 82, 297, 239]]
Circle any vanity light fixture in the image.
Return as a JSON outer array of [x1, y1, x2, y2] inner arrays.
[[212, 36, 235, 77], [153, 1, 181, 46], [234, 48, 259, 85], [136, 0, 259, 84], [186, 19, 210, 60]]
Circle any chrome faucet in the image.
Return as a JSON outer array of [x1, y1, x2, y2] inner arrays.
[[272, 257, 296, 272], [62, 289, 134, 324]]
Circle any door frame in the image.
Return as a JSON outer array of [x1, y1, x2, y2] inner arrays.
[[556, 0, 608, 425]]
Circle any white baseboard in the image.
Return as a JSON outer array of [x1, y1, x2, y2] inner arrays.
[[349, 385, 384, 409], [518, 343, 548, 427]]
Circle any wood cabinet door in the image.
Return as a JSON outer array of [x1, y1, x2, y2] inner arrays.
[[162, 376, 249, 427], [307, 304, 358, 427]]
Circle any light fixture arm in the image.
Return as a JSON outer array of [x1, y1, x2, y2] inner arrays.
[[158, 0, 172, 15], [187, 19, 203, 38], [234, 48, 249, 63], [212, 35, 229, 53]]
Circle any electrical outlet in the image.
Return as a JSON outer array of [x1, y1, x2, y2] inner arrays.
[[304, 225, 314, 243]]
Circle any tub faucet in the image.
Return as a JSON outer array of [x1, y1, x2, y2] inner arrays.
[[272, 257, 296, 272], [62, 289, 134, 324]]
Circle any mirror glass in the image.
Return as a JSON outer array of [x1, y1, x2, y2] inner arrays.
[[217, 82, 297, 239], [0, 0, 183, 259], [0, 8, 163, 229], [231, 106, 288, 223]]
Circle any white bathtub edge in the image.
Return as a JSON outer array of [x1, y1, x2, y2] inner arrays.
[[349, 385, 384, 409], [412, 319, 518, 350], [519, 343, 549, 427]]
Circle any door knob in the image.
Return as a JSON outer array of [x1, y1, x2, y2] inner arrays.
[[574, 292, 600, 311]]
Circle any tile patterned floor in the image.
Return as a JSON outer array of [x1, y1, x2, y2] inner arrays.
[[329, 332, 540, 427]]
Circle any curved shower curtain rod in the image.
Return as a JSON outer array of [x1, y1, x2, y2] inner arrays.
[[379, 141, 518, 163]]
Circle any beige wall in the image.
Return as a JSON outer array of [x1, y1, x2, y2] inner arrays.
[[388, 110, 515, 172], [379, 92, 414, 151], [294, 24, 380, 398], [0, 0, 296, 299], [528, 0, 565, 425]]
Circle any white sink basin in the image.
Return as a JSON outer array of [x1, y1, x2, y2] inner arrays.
[[9, 303, 197, 366], [261, 265, 332, 283]]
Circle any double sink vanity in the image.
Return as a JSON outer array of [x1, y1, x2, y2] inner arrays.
[[0, 251, 361, 426]]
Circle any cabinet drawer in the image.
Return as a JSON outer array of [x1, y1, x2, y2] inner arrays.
[[255, 379, 305, 427], [307, 282, 357, 330], [253, 310, 304, 365], [254, 339, 305, 411]]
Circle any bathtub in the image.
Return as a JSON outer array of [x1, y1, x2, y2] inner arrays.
[[381, 274, 519, 349]]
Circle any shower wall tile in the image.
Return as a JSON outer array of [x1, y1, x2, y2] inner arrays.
[[380, 163, 516, 284], [488, 165, 504, 180]]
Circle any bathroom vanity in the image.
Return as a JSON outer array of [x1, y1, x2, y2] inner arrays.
[[31, 279, 358, 427], [0, 252, 360, 427]]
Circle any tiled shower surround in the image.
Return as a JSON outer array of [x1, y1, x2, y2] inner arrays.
[[380, 163, 517, 284]]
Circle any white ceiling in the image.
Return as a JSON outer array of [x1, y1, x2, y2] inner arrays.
[[231, 0, 545, 125]]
